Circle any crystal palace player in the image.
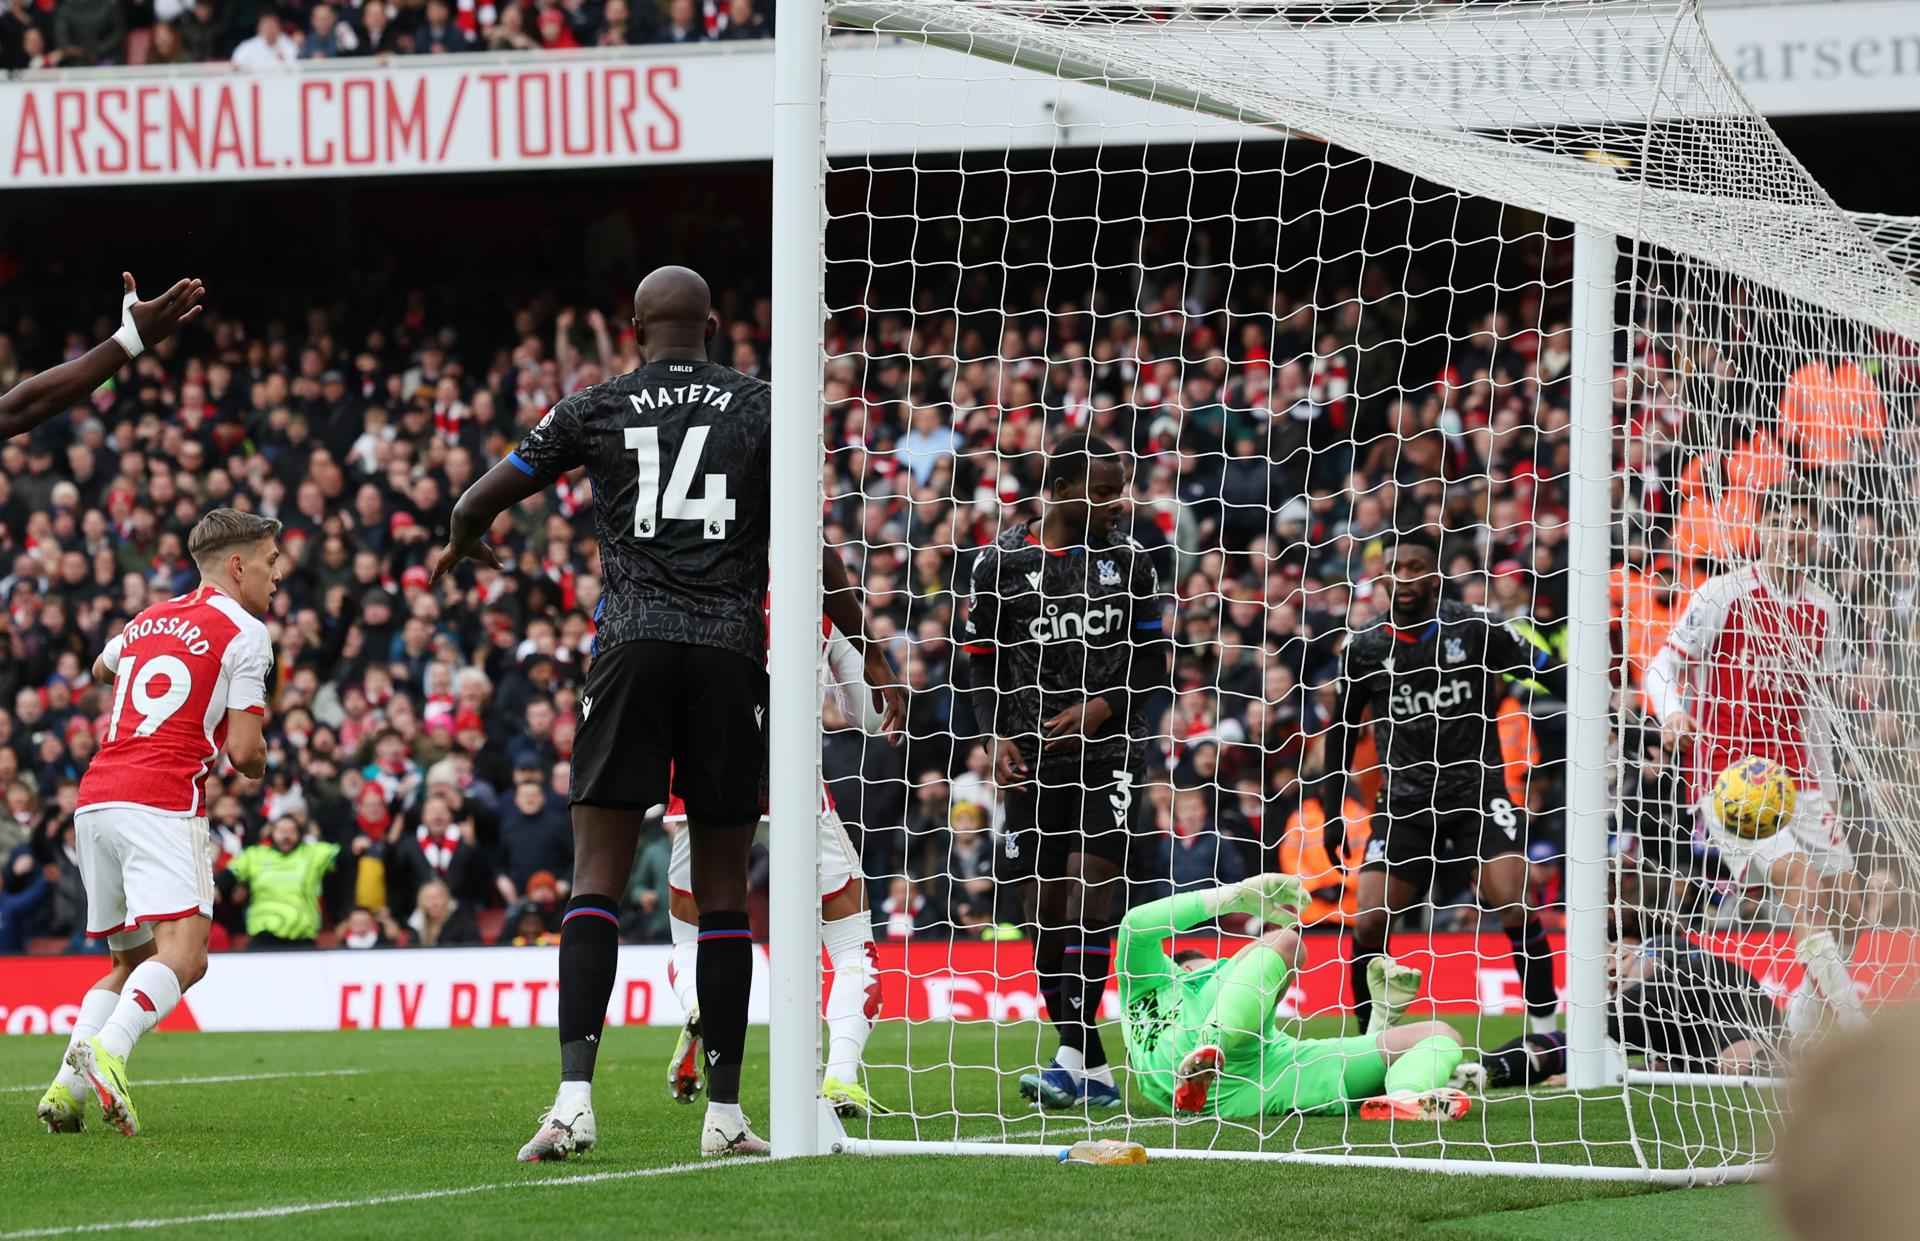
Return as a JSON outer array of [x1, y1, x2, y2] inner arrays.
[[37, 510, 279, 1136], [430, 267, 902, 1161], [1315, 530, 1565, 1035], [0, 272, 205, 442], [957, 432, 1171, 1111], [1645, 484, 1867, 1033]]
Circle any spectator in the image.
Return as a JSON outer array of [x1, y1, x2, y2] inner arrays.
[[535, 6, 579, 49], [414, 0, 475, 53], [356, 0, 403, 55], [231, 11, 298, 69], [338, 906, 404, 949], [52, 0, 125, 67], [596, 0, 655, 45], [222, 817, 343, 951], [408, 878, 482, 946], [506, 898, 559, 946], [173, 0, 221, 62], [389, 790, 505, 918], [146, 20, 192, 65], [0, 850, 50, 953], [303, 4, 361, 57], [938, 801, 995, 932], [0, 0, 49, 70], [655, 0, 703, 43], [713, 0, 767, 41], [486, 3, 538, 51], [1141, 788, 1250, 899], [497, 776, 571, 896], [880, 878, 925, 940], [623, 819, 673, 943], [1275, 784, 1371, 927]]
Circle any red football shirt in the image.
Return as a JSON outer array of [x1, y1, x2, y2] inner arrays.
[[1663, 565, 1839, 800], [79, 585, 274, 817]]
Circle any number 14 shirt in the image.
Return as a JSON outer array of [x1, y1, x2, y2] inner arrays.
[[508, 359, 773, 665], [78, 583, 273, 817]]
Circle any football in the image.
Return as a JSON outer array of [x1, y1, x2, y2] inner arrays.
[[1711, 756, 1799, 840]]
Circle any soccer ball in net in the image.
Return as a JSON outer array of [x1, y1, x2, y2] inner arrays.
[[1710, 757, 1798, 840]]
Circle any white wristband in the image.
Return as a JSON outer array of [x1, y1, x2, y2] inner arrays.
[[112, 289, 144, 360]]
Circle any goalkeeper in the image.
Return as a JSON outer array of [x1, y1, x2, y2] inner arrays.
[[1118, 875, 1472, 1120]]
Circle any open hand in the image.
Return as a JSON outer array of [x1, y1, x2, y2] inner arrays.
[[125, 272, 206, 347]]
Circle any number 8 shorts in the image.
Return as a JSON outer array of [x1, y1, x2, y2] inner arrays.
[[1362, 785, 1529, 892]]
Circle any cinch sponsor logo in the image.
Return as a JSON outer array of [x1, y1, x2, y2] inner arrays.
[[1390, 677, 1474, 719], [1026, 602, 1125, 644]]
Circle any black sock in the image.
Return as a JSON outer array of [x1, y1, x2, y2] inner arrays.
[[1070, 929, 1114, 1070], [1506, 917, 1559, 1020], [696, 911, 754, 1104], [1033, 926, 1073, 1054], [557, 894, 621, 1082], [1349, 944, 1381, 1031]]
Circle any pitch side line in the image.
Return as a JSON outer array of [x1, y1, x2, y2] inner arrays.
[[0, 1068, 369, 1094], [0, 1159, 747, 1239]]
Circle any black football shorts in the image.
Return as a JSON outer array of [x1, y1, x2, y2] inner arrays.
[[570, 639, 766, 823]]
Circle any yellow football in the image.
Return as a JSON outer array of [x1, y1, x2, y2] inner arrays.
[[1710, 756, 1797, 840]]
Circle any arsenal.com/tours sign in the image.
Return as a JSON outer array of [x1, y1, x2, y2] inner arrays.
[[1, 55, 703, 184]]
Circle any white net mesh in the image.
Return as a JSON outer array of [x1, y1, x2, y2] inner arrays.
[[808, 0, 1920, 1176]]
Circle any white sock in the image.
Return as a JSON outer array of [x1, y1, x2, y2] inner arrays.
[[1085, 1063, 1115, 1088], [1053, 1045, 1086, 1078], [555, 1079, 592, 1115], [1528, 1013, 1559, 1037], [1795, 928, 1867, 1028], [705, 1100, 744, 1129], [97, 961, 182, 1062], [822, 911, 876, 1083], [668, 914, 700, 1017], [56, 989, 119, 1090]]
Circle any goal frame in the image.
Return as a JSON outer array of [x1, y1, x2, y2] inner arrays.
[[765, 0, 1758, 1181]]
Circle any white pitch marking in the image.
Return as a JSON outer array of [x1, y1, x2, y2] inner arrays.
[[0, 1068, 368, 1094], [0, 1159, 747, 1239]]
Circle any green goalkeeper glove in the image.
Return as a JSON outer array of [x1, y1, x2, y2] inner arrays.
[[1210, 873, 1306, 927]]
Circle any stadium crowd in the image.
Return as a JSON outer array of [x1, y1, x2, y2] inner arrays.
[[0, 0, 768, 72], [0, 165, 1905, 956]]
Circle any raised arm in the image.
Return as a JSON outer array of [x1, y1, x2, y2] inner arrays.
[[0, 273, 205, 442]]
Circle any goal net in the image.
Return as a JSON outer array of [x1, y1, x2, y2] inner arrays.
[[784, 0, 1920, 1180]]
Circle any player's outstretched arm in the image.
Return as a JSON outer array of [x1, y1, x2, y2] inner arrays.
[[0, 273, 206, 441], [429, 458, 548, 584]]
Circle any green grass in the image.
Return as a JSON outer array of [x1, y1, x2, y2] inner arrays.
[[0, 1021, 1784, 1240]]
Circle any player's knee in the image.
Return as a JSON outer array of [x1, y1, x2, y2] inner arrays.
[[1349, 908, 1388, 951], [1258, 927, 1303, 970]]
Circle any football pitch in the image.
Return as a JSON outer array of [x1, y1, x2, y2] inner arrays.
[[1, 1020, 1781, 1241]]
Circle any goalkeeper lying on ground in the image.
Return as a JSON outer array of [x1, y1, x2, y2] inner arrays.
[[1119, 875, 1473, 1121]]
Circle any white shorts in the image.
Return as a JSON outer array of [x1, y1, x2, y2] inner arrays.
[[75, 806, 215, 949], [666, 804, 861, 902], [1699, 785, 1852, 888]]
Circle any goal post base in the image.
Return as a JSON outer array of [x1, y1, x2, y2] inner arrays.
[[834, 1138, 1769, 1185], [1623, 1070, 1787, 1091]]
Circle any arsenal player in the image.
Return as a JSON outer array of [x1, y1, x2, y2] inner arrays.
[[37, 510, 280, 1136], [1646, 484, 1867, 1034]]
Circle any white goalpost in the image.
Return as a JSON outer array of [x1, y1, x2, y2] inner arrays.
[[766, 0, 1920, 1181]]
